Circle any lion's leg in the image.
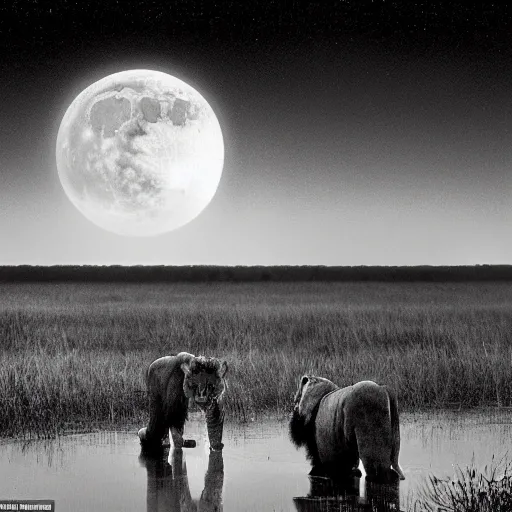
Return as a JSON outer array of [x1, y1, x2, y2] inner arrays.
[[140, 394, 168, 451], [205, 400, 225, 451], [329, 459, 361, 478], [168, 396, 189, 449], [362, 459, 379, 482], [364, 460, 400, 484], [170, 425, 184, 449], [344, 427, 361, 477], [346, 450, 361, 477]]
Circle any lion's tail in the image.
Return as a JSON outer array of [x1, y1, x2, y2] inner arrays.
[[384, 385, 405, 480], [388, 387, 399, 458]]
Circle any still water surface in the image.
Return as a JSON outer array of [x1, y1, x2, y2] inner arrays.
[[1, 410, 512, 511]]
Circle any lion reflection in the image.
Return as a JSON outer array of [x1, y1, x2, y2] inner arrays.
[[294, 473, 401, 512], [139, 448, 224, 512]]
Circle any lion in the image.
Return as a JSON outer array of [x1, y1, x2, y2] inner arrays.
[[289, 376, 405, 483], [138, 352, 228, 454]]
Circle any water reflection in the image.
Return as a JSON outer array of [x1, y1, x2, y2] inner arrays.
[[1, 412, 512, 511], [365, 480, 400, 512], [139, 448, 224, 512], [294, 474, 401, 512]]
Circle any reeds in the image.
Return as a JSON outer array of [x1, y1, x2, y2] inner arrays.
[[0, 281, 511, 436], [411, 456, 512, 511]]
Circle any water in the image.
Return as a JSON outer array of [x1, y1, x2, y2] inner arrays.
[[1, 410, 511, 511]]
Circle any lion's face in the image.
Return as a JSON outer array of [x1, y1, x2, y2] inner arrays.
[[293, 375, 338, 420], [181, 356, 228, 408]]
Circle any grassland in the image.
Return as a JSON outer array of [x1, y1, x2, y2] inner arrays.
[[0, 281, 511, 437]]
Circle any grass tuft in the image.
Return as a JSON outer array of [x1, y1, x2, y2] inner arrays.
[[411, 456, 512, 511]]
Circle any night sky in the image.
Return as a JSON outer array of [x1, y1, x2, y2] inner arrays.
[[1, 2, 511, 265]]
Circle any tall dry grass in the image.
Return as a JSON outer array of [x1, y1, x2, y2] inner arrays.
[[411, 456, 512, 511], [0, 281, 511, 436]]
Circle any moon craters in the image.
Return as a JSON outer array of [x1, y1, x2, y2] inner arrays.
[[169, 98, 190, 126], [89, 97, 131, 137], [139, 97, 161, 123]]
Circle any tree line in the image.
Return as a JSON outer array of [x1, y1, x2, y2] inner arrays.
[[0, 265, 511, 282]]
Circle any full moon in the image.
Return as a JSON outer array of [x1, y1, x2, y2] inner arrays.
[[56, 69, 224, 236]]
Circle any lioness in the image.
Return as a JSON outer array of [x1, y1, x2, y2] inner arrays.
[[138, 352, 228, 453]]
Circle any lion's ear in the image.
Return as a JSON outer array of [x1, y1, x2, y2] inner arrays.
[[217, 360, 228, 378], [179, 352, 196, 375], [181, 356, 196, 376], [181, 362, 191, 376], [293, 375, 309, 404], [297, 377, 334, 425]]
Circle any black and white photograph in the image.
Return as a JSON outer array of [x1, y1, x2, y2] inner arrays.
[[1, 2, 511, 511]]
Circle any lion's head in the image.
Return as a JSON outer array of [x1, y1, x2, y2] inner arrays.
[[289, 375, 338, 454], [293, 375, 338, 421], [181, 356, 228, 409]]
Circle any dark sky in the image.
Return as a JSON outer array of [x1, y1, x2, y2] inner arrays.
[[1, 2, 511, 265]]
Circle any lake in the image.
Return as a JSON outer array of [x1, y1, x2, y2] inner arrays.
[[1, 409, 512, 511]]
